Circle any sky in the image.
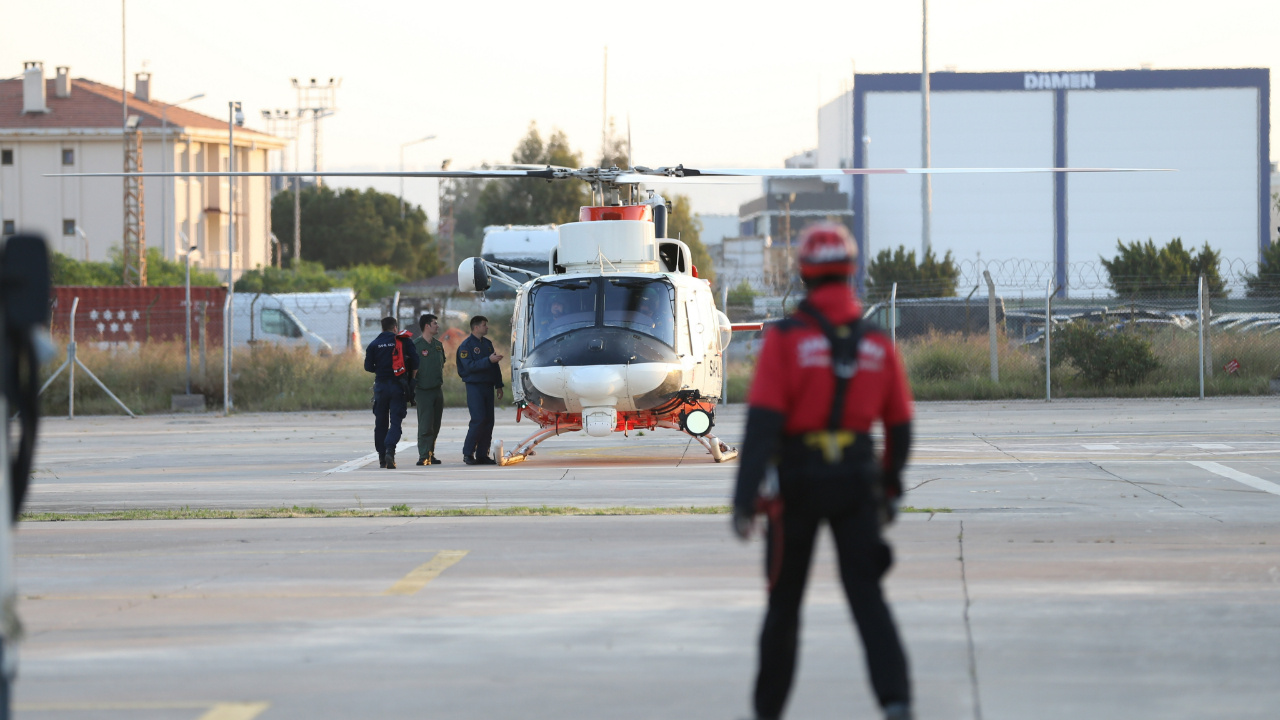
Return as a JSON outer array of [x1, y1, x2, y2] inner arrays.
[[4, 0, 1277, 226]]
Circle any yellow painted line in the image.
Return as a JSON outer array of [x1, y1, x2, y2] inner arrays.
[[17, 701, 210, 711], [384, 550, 469, 596], [19, 548, 444, 560], [16, 700, 269, 717], [200, 702, 272, 720]]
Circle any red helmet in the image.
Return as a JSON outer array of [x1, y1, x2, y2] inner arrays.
[[797, 222, 858, 279]]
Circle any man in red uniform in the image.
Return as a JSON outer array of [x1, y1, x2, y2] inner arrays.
[[733, 223, 914, 720]]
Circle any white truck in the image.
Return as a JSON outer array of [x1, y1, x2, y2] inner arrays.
[[233, 289, 359, 353]]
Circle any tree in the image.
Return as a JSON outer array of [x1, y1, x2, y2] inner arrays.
[[1244, 241, 1280, 297], [271, 185, 441, 278], [50, 247, 221, 287], [1100, 238, 1224, 299], [865, 245, 960, 300], [234, 261, 333, 294], [234, 261, 407, 307], [599, 117, 629, 169], [330, 264, 407, 306], [475, 123, 591, 227], [665, 193, 715, 283]]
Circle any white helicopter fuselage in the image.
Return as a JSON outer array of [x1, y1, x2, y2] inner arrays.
[[506, 214, 731, 437]]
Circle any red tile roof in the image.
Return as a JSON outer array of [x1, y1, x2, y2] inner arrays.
[[0, 76, 276, 140]]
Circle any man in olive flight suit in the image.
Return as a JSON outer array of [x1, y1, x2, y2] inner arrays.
[[413, 313, 446, 466], [457, 315, 504, 465]]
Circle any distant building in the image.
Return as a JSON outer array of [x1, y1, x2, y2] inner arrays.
[[822, 67, 1271, 294], [694, 213, 738, 247], [0, 62, 287, 279]]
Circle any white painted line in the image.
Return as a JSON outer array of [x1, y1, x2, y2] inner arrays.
[[1082, 444, 1119, 450], [1191, 443, 1233, 450], [321, 440, 416, 476], [1187, 461, 1280, 496]]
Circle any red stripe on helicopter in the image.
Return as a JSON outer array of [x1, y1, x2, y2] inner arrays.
[[580, 205, 653, 222]]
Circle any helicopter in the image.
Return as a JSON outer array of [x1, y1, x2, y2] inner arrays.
[[50, 162, 1159, 465], [455, 169, 743, 465]]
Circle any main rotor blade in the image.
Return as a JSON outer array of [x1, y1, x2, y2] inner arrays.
[[631, 166, 1171, 178], [43, 169, 555, 179]]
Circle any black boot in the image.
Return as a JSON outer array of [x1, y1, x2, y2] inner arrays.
[[386, 449, 397, 469], [430, 452, 441, 465], [378, 452, 387, 469], [462, 455, 476, 465]]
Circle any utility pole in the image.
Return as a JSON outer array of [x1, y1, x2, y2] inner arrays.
[[122, 112, 145, 285], [438, 159, 456, 272], [292, 78, 340, 187], [261, 109, 296, 265], [601, 47, 608, 164], [921, 0, 933, 256]]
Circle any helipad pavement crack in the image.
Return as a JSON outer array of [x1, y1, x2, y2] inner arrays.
[[1090, 462, 1223, 523], [958, 520, 983, 720], [973, 433, 1019, 462], [908, 477, 939, 492]]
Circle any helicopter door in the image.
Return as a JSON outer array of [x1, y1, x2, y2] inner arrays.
[[684, 292, 710, 391], [510, 286, 528, 402]]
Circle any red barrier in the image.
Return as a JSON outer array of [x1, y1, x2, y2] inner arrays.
[[52, 286, 228, 345]]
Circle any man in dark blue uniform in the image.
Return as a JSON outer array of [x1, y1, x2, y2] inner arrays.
[[456, 315, 504, 464], [364, 316, 419, 469]]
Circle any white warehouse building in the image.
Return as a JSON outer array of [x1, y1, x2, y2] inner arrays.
[[0, 62, 287, 279], [816, 68, 1271, 295]]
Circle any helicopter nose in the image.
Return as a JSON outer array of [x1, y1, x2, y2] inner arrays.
[[565, 365, 625, 405]]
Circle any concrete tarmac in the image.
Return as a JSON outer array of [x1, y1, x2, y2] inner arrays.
[[14, 398, 1280, 719]]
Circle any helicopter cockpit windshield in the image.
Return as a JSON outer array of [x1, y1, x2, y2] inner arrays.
[[529, 277, 677, 349]]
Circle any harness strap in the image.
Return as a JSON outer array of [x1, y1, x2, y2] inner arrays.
[[796, 300, 864, 433]]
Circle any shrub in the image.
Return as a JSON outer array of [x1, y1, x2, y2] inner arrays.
[[1054, 321, 1160, 385], [908, 341, 971, 381]]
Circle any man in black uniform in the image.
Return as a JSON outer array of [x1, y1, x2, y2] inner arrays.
[[456, 315, 503, 464], [364, 316, 419, 469]]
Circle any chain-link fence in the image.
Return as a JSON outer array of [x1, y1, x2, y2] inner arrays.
[[720, 260, 1280, 401]]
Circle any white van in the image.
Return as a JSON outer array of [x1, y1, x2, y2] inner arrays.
[[268, 290, 360, 351], [232, 290, 358, 353]]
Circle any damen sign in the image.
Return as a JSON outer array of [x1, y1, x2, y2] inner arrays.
[[1024, 72, 1097, 90]]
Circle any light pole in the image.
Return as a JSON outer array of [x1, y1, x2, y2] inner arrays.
[[182, 235, 201, 395], [921, 0, 933, 255], [225, 101, 243, 415], [400, 134, 436, 220], [161, 92, 204, 258], [75, 225, 89, 261]]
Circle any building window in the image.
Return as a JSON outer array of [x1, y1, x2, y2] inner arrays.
[[62, 148, 74, 166], [2, 220, 14, 236], [1, 149, 12, 165], [63, 220, 76, 236]]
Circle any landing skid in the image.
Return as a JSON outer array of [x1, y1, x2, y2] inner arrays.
[[494, 423, 583, 466], [492, 421, 738, 466], [655, 421, 739, 462]]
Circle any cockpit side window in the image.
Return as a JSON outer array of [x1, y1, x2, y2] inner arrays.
[[603, 278, 676, 347], [529, 279, 596, 347]]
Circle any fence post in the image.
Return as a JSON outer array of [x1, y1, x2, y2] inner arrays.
[[890, 282, 898, 348], [1045, 279, 1052, 402], [198, 302, 207, 380], [1204, 282, 1213, 379], [1198, 274, 1205, 399], [984, 270, 998, 383], [223, 293, 233, 416]]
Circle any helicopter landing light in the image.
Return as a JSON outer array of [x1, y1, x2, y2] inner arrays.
[[681, 409, 713, 437]]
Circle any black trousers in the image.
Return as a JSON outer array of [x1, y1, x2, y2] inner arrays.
[[754, 500, 910, 718]]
